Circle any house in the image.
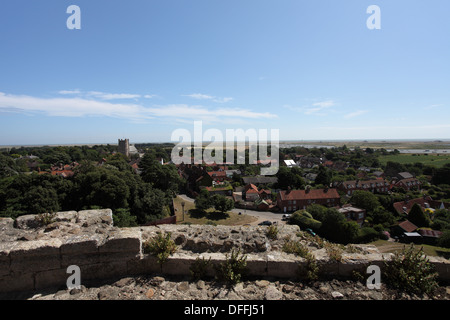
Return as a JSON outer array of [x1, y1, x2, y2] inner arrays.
[[298, 156, 322, 168], [418, 229, 443, 245], [336, 179, 390, 196], [338, 205, 366, 227], [243, 184, 260, 201], [304, 173, 318, 182], [258, 189, 272, 200], [396, 172, 414, 180], [207, 171, 228, 183], [277, 187, 340, 213], [391, 220, 419, 239], [393, 196, 450, 215], [284, 159, 297, 167], [225, 169, 241, 178], [392, 178, 421, 191]]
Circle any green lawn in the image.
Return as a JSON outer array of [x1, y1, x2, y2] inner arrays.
[[369, 239, 450, 259], [173, 196, 257, 226], [378, 154, 450, 168]]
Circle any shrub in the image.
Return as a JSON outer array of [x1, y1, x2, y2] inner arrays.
[[383, 244, 439, 295], [266, 224, 279, 240], [298, 252, 320, 281], [324, 242, 343, 262], [282, 237, 310, 258], [190, 256, 212, 281], [35, 212, 56, 226], [215, 248, 248, 285], [143, 232, 177, 267]]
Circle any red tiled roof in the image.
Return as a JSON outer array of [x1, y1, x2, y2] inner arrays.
[[393, 197, 433, 214], [418, 229, 443, 238], [244, 183, 259, 193], [398, 220, 418, 233], [207, 171, 227, 178], [341, 179, 389, 189], [279, 188, 340, 201]]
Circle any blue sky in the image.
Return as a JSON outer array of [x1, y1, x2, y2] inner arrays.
[[1, 0, 450, 145]]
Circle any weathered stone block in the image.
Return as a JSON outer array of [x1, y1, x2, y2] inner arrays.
[[80, 261, 128, 281], [60, 234, 102, 255], [54, 211, 78, 223], [0, 273, 34, 293], [162, 252, 197, 276], [127, 255, 160, 275], [267, 254, 301, 278], [14, 215, 41, 230], [35, 268, 69, 290], [9, 239, 62, 274], [9, 239, 62, 257], [77, 209, 113, 227], [61, 253, 100, 268], [245, 254, 267, 277], [98, 228, 141, 254]]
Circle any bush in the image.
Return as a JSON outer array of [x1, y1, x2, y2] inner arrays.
[[266, 224, 279, 240], [143, 232, 177, 267], [282, 237, 310, 258], [35, 212, 56, 226], [383, 244, 439, 295], [356, 227, 381, 243], [290, 210, 322, 231], [190, 256, 212, 281], [437, 230, 450, 248], [215, 248, 248, 285]]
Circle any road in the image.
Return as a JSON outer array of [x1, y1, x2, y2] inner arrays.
[[177, 194, 286, 226]]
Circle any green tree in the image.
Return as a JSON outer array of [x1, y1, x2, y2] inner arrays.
[[195, 189, 214, 212], [350, 190, 380, 212], [211, 194, 234, 214], [315, 165, 331, 186], [408, 203, 431, 228], [319, 208, 359, 244], [113, 208, 138, 228], [289, 210, 322, 231]]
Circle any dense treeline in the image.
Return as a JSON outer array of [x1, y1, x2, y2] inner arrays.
[[0, 146, 184, 225]]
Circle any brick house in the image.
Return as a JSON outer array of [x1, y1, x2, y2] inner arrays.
[[336, 179, 390, 196], [338, 205, 366, 226], [277, 187, 340, 213], [392, 178, 422, 192]]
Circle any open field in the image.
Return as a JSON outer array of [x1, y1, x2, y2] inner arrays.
[[378, 154, 450, 168], [280, 140, 450, 151], [369, 239, 450, 259], [173, 196, 257, 226]]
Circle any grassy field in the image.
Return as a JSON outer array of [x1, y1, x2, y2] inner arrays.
[[173, 196, 257, 226], [369, 239, 450, 259], [378, 154, 450, 168]]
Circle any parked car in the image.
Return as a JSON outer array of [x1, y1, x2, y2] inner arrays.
[[258, 220, 272, 226], [305, 228, 316, 236], [282, 214, 291, 221]]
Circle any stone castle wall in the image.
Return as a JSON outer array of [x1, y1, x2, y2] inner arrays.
[[0, 209, 449, 294]]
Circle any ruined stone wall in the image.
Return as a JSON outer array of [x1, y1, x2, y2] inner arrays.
[[0, 210, 449, 294]]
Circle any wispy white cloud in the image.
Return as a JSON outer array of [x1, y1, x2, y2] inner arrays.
[[183, 93, 233, 103], [343, 110, 368, 119], [284, 99, 337, 116], [0, 92, 276, 123], [58, 89, 156, 101]]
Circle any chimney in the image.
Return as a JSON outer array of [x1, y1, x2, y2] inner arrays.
[[286, 186, 291, 195], [305, 185, 310, 194]]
